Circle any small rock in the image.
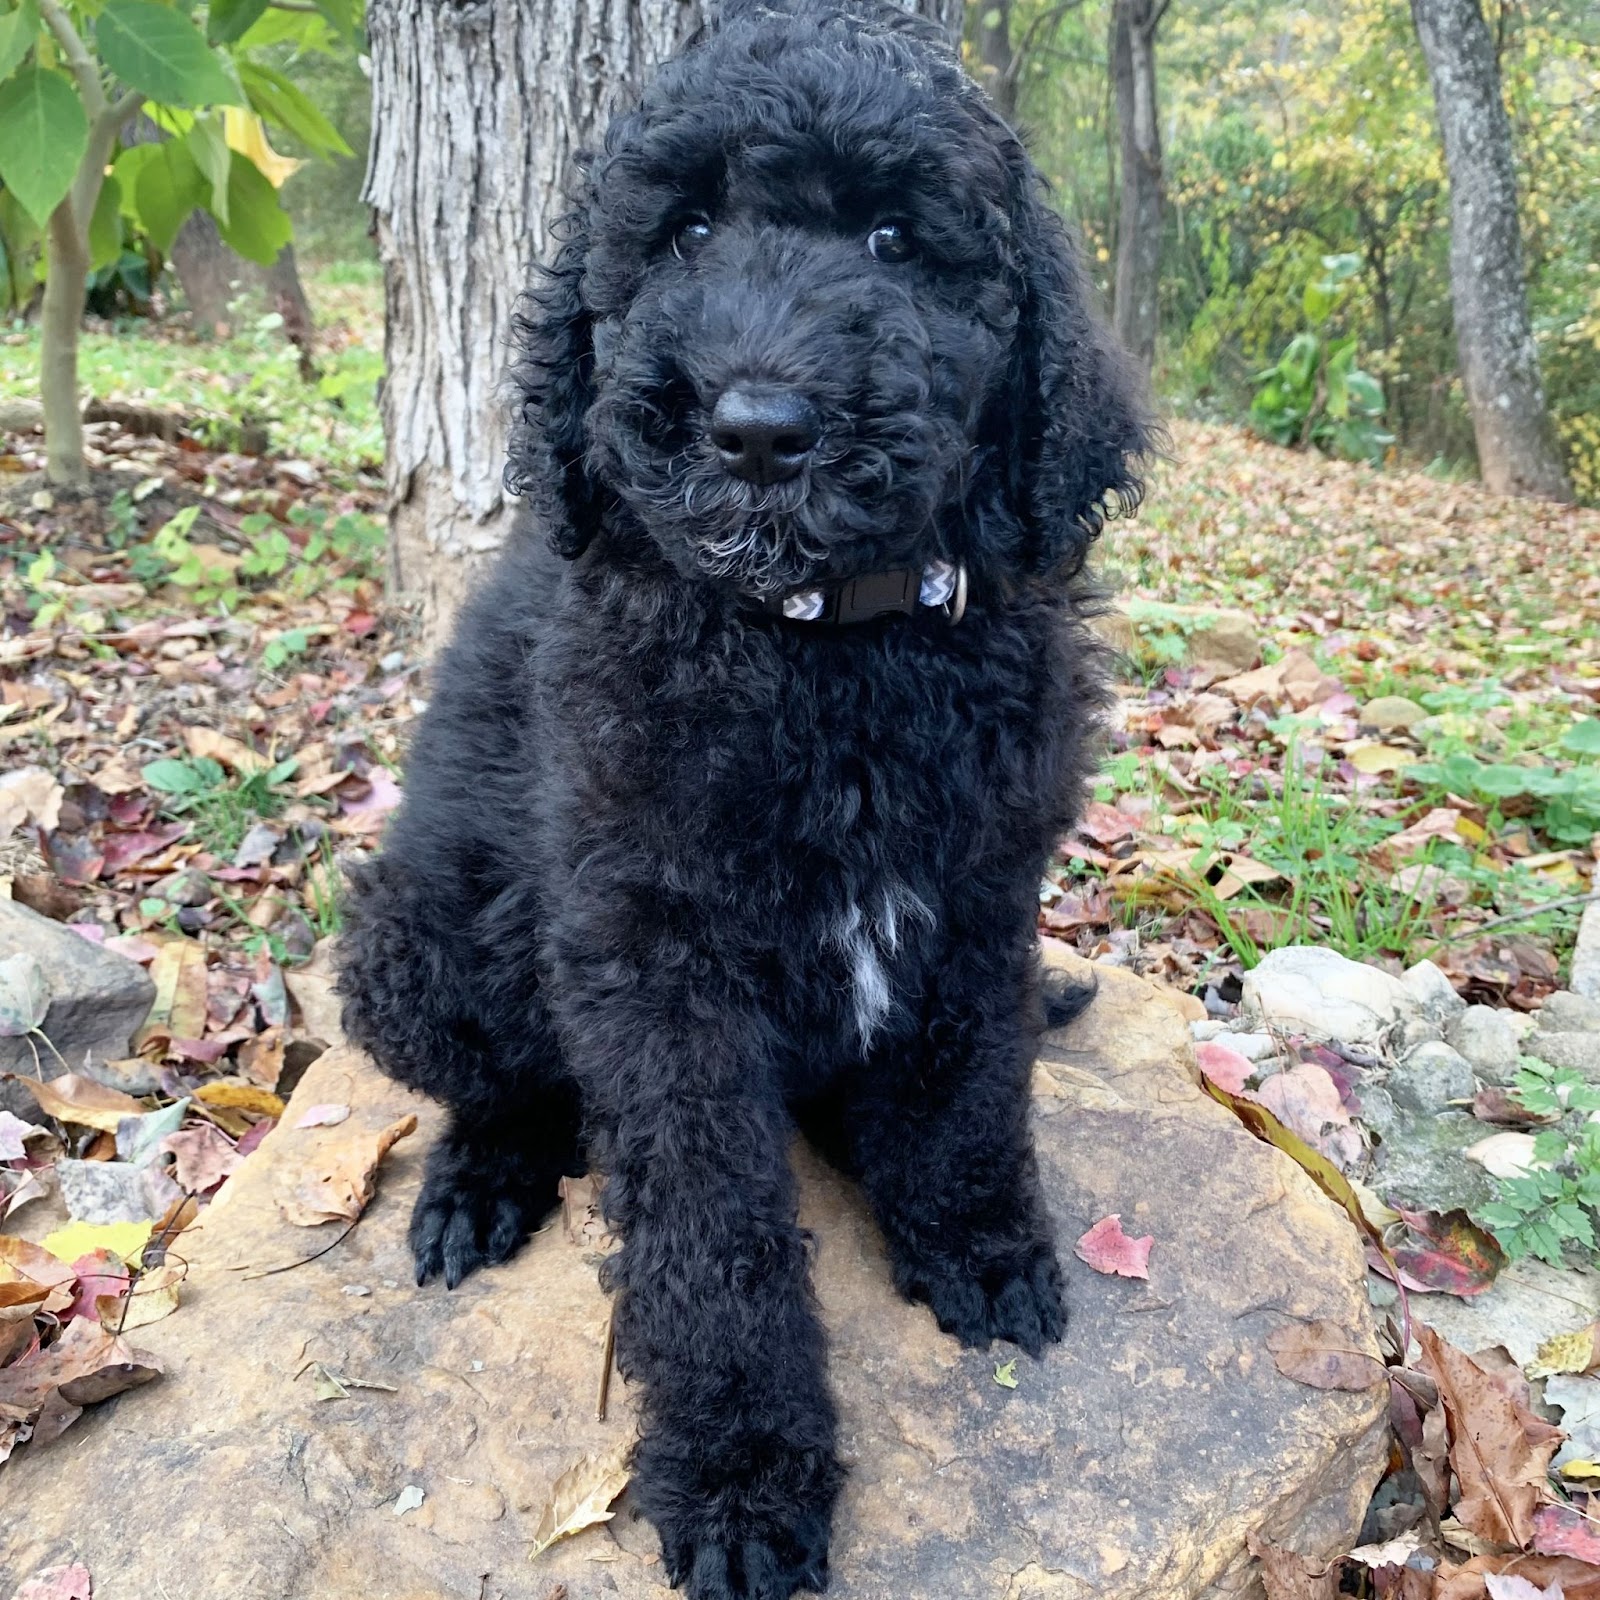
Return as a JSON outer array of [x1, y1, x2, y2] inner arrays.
[[1367, 1109, 1495, 1215], [1401, 959, 1467, 1028], [1543, 989, 1600, 1035], [1525, 1032, 1600, 1081], [1240, 946, 1423, 1051], [0, 900, 156, 1119], [1388, 1041, 1475, 1113], [1223, 1031, 1278, 1062], [1446, 1005, 1523, 1083], [1573, 903, 1600, 1002], [1359, 696, 1427, 732], [55, 1159, 177, 1224], [1189, 1020, 1229, 1042]]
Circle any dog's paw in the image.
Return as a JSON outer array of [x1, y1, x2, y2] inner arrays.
[[661, 1510, 831, 1599], [409, 1139, 559, 1289], [898, 1239, 1066, 1357]]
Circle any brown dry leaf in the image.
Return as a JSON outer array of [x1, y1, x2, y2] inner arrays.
[[559, 1173, 612, 1250], [135, 940, 209, 1052], [1212, 852, 1284, 900], [161, 1123, 241, 1193], [1437, 1554, 1600, 1597], [527, 1436, 633, 1562], [97, 1262, 182, 1332], [182, 725, 267, 774], [0, 767, 65, 835], [1377, 806, 1468, 869], [0, 1235, 75, 1318], [1252, 1064, 1362, 1169], [20, 1073, 145, 1134], [194, 1081, 285, 1117], [1218, 659, 1288, 703], [1246, 1532, 1341, 1600], [1415, 1323, 1564, 1548], [0, 1316, 162, 1448], [1266, 1320, 1386, 1392], [275, 1113, 418, 1227]]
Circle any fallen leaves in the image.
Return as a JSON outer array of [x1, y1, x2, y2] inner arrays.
[[1416, 1325, 1564, 1549], [0, 1316, 162, 1456], [1266, 1319, 1386, 1392], [275, 1112, 417, 1226], [527, 1438, 634, 1562], [1248, 1533, 1342, 1600], [18, 1074, 146, 1135], [1074, 1214, 1154, 1279]]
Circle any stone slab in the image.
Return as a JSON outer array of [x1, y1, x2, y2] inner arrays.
[[0, 961, 1387, 1600]]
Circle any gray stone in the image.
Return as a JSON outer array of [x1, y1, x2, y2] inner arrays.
[[1446, 1004, 1523, 1082], [1360, 696, 1428, 732], [0, 899, 155, 1118], [1388, 1040, 1475, 1113], [1, 963, 1387, 1600], [1223, 1030, 1278, 1062], [1368, 1109, 1495, 1215], [1542, 990, 1600, 1035], [54, 1158, 179, 1225], [1525, 1032, 1600, 1081], [1405, 1255, 1600, 1369], [1401, 958, 1468, 1028], [1190, 1018, 1230, 1042], [1573, 902, 1600, 1002], [1241, 945, 1423, 1051]]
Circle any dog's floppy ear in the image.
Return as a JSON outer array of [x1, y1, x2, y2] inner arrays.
[[505, 209, 602, 560], [999, 157, 1155, 579]]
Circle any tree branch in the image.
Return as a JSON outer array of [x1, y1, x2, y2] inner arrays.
[[267, 1, 321, 11], [37, 0, 107, 120]]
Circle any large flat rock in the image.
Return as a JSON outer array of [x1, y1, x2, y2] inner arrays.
[[0, 960, 1386, 1599]]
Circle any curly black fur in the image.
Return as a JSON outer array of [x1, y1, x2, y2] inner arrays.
[[338, 3, 1152, 1594]]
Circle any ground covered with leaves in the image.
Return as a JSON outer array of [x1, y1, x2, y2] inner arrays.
[[2, 284, 1600, 1598]]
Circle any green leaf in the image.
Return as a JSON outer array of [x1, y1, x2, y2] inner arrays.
[[0, 0, 39, 85], [1302, 278, 1336, 327], [1563, 719, 1600, 757], [238, 61, 351, 158], [211, 149, 290, 265], [130, 137, 206, 255], [0, 65, 87, 228], [185, 112, 230, 225], [1345, 370, 1385, 418], [993, 1359, 1018, 1389], [96, 0, 241, 108], [142, 758, 205, 794], [207, 0, 269, 45], [87, 171, 123, 271], [312, 0, 360, 43]]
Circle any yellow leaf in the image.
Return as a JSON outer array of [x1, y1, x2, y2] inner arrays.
[[195, 1081, 285, 1118], [1528, 1322, 1600, 1379], [1348, 743, 1419, 775], [98, 1262, 182, 1331], [182, 724, 267, 774], [136, 939, 209, 1050], [1560, 1460, 1600, 1481], [42, 1220, 154, 1266], [222, 107, 302, 188], [527, 1437, 633, 1562]]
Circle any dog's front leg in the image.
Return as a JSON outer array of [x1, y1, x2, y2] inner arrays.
[[853, 940, 1066, 1358], [589, 1019, 842, 1600]]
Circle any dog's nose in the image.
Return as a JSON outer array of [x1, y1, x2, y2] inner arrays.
[[709, 388, 822, 485]]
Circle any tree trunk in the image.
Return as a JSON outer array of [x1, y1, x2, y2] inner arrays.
[[975, 0, 1017, 121], [1111, 0, 1163, 373], [365, 0, 963, 649], [41, 203, 91, 486], [1409, 0, 1572, 502], [263, 243, 318, 381], [170, 208, 245, 336]]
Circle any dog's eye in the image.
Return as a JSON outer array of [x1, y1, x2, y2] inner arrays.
[[867, 222, 914, 264], [671, 216, 713, 260]]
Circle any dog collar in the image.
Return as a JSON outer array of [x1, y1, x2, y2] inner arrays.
[[763, 560, 968, 627]]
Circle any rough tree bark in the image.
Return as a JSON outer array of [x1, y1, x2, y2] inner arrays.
[[365, 0, 963, 649], [975, 0, 1018, 121], [1410, 0, 1572, 501], [1111, 0, 1165, 373]]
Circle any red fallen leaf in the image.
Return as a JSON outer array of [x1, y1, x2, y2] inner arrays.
[[12, 1565, 93, 1600], [342, 610, 378, 636], [98, 824, 188, 876], [1474, 1086, 1559, 1128], [1533, 1503, 1600, 1563], [166, 1036, 229, 1065], [66, 1251, 130, 1324], [1075, 800, 1138, 847], [1074, 1214, 1153, 1279], [1367, 1208, 1505, 1298], [161, 1124, 242, 1193], [234, 1117, 275, 1158], [1195, 1041, 1253, 1094]]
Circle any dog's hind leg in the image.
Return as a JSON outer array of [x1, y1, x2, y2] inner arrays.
[[338, 859, 584, 1287], [847, 928, 1066, 1357]]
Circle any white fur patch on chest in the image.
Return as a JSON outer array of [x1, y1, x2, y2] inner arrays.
[[828, 879, 935, 1046]]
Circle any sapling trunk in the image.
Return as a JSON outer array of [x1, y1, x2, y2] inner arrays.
[[41, 201, 90, 486]]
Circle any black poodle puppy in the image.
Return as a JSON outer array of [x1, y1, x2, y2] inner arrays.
[[337, 2, 1151, 1595]]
